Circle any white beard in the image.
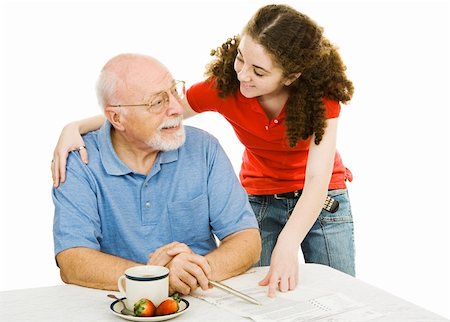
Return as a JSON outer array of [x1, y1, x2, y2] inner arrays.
[[146, 116, 186, 151]]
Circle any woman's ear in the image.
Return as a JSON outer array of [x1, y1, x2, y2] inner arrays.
[[284, 72, 301, 86], [104, 106, 125, 131]]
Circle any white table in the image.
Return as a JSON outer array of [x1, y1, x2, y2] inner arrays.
[[0, 264, 447, 321]]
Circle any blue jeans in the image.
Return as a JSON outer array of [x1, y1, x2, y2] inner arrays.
[[249, 189, 355, 276]]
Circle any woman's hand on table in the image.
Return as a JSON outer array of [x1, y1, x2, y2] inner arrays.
[[259, 234, 299, 297]]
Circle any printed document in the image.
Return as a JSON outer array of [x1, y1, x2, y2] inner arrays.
[[192, 269, 383, 322]]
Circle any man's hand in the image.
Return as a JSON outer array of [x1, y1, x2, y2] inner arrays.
[[147, 242, 192, 266], [166, 252, 211, 295]]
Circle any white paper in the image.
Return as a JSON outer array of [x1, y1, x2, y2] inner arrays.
[[192, 270, 383, 322]]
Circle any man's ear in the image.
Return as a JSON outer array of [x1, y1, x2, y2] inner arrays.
[[104, 106, 125, 131], [284, 72, 301, 86]]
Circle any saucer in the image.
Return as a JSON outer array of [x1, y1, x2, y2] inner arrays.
[[110, 297, 190, 321]]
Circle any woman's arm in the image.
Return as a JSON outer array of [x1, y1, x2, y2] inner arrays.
[[51, 115, 105, 187], [182, 96, 199, 119], [51, 96, 198, 187], [259, 118, 338, 297]]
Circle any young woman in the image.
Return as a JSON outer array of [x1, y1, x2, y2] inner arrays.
[[51, 4, 355, 297]]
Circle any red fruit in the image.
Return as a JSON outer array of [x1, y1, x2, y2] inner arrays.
[[155, 294, 181, 316], [134, 298, 156, 317]]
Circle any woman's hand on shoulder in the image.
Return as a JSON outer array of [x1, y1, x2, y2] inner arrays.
[[52, 122, 87, 188]]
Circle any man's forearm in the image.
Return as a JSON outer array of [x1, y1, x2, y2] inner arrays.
[[205, 229, 261, 281], [57, 247, 141, 290]]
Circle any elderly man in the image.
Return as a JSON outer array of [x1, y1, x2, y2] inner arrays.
[[52, 53, 261, 295]]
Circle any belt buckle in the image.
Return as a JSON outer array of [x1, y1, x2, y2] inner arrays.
[[274, 190, 299, 200], [274, 193, 285, 200]]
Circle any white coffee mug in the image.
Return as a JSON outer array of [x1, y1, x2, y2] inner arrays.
[[118, 265, 169, 310]]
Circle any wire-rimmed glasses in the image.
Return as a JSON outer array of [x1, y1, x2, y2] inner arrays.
[[109, 80, 185, 113]]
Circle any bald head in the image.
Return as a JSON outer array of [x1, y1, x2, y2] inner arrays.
[[96, 53, 172, 110]]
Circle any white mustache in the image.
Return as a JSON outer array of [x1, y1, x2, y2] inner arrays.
[[159, 116, 183, 130]]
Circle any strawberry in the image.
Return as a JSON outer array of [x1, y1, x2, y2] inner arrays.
[[155, 293, 181, 316], [133, 298, 156, 317]]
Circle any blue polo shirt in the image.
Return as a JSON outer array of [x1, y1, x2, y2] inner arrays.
[[53, 122, 258, 264]]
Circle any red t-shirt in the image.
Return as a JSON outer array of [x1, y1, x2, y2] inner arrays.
[[187, 79, 351, 195]]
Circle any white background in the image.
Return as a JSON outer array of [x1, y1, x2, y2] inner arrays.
[[1, 0, 449, 319]]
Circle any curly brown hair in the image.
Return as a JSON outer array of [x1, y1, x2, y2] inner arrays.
[[205, 4, 354, 147]]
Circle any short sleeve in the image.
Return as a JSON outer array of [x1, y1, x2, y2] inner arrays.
[[323, 98, 341, 119], [186, 79, 221, 113], [204, 136, 258, 240], [52, 154, 102, 256]]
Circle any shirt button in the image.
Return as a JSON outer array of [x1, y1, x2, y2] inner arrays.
[[145, 201, 150, 208], [274, 119, 279, 124], [144, 183, 148, 187], [265, 125, 269, 130]]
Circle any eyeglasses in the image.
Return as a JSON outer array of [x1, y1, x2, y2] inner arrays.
[[109, 80, 185, 114]]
